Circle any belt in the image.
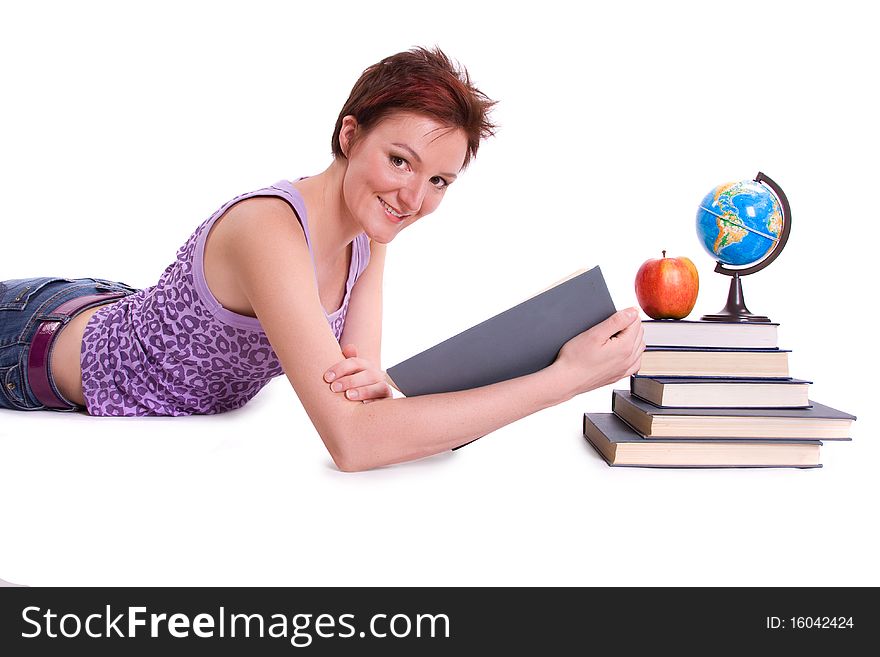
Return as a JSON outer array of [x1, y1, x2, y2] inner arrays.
[[27, 291, 128, 409]]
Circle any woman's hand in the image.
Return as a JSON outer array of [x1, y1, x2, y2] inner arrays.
[[323, 343, 393, 404], [552, 307, 645, 399]]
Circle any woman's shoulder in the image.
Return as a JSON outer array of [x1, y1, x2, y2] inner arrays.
[[202, 194, 310, 284], [215, 179, 303, 225], [228, 194, 299, 218], [213, 195, 307, 248]]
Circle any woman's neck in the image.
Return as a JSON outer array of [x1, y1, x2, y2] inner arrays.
[[292, 160, 361, 273]]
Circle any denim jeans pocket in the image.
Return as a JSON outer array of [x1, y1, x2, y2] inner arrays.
[[0, 356, 41, 410]]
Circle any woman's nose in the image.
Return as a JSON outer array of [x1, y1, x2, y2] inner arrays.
[[398, 179, 427, 213]]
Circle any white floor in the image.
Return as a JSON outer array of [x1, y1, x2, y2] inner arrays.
[[1, 373, 874, 587]]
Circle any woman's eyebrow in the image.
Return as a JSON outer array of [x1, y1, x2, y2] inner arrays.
[[392, 142, 422, 163], [392, 142, 458, 180]]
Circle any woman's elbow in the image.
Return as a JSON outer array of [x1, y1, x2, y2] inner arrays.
[[332, 452, 375, 473], [334, 457, 368, 473], [323, 430, 371, 473]]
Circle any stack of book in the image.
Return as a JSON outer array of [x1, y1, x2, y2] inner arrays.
[[583, 319, 856, 468]]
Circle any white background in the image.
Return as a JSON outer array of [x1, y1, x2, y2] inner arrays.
[[1, 0, 876, 586]]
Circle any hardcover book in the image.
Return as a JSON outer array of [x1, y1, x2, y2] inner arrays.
[[386, 266, 616, 396], [630, 376, 812, 409], [637, 346, 791, 378], [583, 413, 821, 468], [642, 319, 779, 349], [611, 389, 856, 440]]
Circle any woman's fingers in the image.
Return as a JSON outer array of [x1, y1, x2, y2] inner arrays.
[[328, 369, 385, 393], [344, 381, 392, 401], [629, 322, 645, 356], [324, 344, 389, 401], [323, 344, 362, 382], [595, 307, 638, 341], [324, 356, 367, 383]]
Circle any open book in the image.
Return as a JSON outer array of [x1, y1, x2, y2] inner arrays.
[[386, 265, 616, 403]]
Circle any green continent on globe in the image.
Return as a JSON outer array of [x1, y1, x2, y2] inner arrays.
[[712, 182, 750, 252], [696, 179, 782, 267]]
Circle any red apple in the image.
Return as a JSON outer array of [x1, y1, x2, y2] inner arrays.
[[634, 251, 699, 319]]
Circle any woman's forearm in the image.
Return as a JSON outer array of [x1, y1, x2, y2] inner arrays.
[[324, 308, 644, 471], [333, 364, 577, 471]]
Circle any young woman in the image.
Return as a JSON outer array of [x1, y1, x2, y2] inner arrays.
[[0, 47, 644, 471]]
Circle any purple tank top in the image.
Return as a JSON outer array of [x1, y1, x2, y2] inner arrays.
[[80, 179, 370, 416]]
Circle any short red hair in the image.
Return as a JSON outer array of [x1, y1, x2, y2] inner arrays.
[[331, 47, 497, 169]]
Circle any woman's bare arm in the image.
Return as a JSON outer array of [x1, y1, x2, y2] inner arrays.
[[338, 239, 385, 367], [228, 200, 643, 471]]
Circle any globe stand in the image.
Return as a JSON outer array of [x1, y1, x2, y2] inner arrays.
[[701, 272, 770, 323], [700, 171, 791, 324]]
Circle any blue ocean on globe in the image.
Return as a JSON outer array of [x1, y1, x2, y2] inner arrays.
[[696, 180, 782, 266]]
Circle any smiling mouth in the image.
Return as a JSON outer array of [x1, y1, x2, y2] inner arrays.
[[378, 197, 411, 222]]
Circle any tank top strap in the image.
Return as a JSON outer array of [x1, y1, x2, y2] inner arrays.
[[354, 232, 371, 278], [266, 180, 314, 254]]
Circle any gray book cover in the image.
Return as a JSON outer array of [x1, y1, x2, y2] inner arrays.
[[387, 266, 616, 397]]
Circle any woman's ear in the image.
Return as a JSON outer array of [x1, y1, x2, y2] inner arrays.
[[339, 115, 360, 158]]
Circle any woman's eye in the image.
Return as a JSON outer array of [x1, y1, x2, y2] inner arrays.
[[390, 155, 407, 168], [431, 176, 449, 189]]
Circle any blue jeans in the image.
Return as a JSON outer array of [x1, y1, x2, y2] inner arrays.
[[0, 277, 139, 412]]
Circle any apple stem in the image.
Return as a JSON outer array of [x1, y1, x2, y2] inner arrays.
[[662, 250, 666, 258]]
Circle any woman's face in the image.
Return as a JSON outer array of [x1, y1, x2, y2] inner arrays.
[[340, 112, 468, 243]]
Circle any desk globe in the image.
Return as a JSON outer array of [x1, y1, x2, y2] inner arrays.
[[695, 172, 791, 322]]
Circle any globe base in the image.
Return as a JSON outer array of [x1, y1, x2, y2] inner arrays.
[[701, 311, 771, 323], [701, 272, 772, 323]]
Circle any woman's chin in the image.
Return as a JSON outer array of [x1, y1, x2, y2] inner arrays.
[[363, 219, 404, 244], [367, 231, 396, 245]]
